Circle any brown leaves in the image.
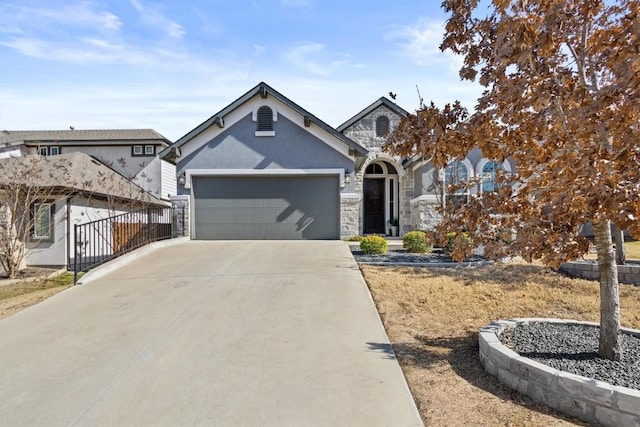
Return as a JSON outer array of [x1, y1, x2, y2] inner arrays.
[[385, 0, 640, 268]]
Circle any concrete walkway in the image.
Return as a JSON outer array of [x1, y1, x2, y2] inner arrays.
[[0, 241, 422, 426]]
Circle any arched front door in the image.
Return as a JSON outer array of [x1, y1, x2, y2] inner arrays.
[[363, 161, 399, 235]]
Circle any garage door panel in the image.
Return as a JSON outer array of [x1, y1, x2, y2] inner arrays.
[[192, 176, 339, 240]]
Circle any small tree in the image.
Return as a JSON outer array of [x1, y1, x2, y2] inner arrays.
[[0, 155, 74, 278], [386, 0, 640, 360]]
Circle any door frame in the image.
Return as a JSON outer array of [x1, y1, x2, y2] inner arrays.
[[362, 161, 399, 236]]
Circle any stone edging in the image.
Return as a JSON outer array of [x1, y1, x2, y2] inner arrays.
[[479, 318, 640, 427], [560, 260, 640, 285]]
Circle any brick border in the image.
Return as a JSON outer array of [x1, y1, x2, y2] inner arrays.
[[560, 261, 640, 285], [479, 318, 640, 427]]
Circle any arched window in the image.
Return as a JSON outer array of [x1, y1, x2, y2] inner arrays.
[[375, 116, 389, 137], [365, 163, 384, 174], [257, 106, 274, 131], [481, 160, 506, 193], [444, 160, 470, 209]]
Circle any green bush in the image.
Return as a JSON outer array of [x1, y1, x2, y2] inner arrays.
[[360, 235, 388, 255], [345, 235, 364, 242], [402, 231, 432, 253], [443, 231, 472, 255]]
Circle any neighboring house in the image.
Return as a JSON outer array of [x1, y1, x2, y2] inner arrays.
[[0, 152, 167, 272], [160, 82, 517, 240], [0, 129, 176, 201]]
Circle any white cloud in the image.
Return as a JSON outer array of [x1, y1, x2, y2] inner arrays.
[[128, 0, 185, 39], [387, 19, 463, 72], [284, 42, 350, 76], [0, 2, 122, 32]]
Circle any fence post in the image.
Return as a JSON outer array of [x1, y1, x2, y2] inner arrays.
[[146, 207, 152, 242], [181, 206, 185, 237]]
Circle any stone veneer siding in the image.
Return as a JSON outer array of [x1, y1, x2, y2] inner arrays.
[[353, 152, 413, 237], [170, 195, 190, 237], [343, 105, 418, 236], [479, 318, 640, 427], [410, 197, 442, 231], [340, 194, 360, 239]]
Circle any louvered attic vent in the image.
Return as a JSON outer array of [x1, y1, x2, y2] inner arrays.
[[376, 115, 390, 137], [257, 106, 274, 131]]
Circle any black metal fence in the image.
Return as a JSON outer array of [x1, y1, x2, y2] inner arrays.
[[73, 206, 185, 283]]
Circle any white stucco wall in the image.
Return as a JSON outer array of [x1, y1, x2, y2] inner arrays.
[[25, 198, 68, 267], [25, 196, 133, 268]]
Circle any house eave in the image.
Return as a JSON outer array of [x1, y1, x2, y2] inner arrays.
[[167, 82, 369, 159]]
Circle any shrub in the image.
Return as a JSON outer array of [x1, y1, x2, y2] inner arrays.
[[443, 231, 472, 257], [345, 235, 363, 242], [403, 231, 432, 253], [360, 235, 388, 255]]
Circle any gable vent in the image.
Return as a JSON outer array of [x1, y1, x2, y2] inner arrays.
[[257, 106, 274, 131], [376, 116, 390, 137]]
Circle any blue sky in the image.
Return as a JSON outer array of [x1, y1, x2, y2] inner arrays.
[[0, 0, 485, 141]]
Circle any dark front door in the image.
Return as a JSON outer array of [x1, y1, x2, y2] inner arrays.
[[363, 178, 385, 234]]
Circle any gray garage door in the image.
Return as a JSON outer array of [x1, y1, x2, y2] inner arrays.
[[192, 175, 340, 240]]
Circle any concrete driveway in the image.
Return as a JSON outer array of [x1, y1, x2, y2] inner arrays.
[[0, 240, 422, 426]]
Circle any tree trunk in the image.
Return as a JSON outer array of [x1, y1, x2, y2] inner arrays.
[[613, 224, 626, 265], [593, 220, 622, 361]]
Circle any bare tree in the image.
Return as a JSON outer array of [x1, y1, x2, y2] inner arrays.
[[0, 155, 74, 278]]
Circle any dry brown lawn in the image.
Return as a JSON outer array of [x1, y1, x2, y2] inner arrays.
[[624, 241, 640, 259], [362, 262, 640, 427], [0, 272, 74, 320]]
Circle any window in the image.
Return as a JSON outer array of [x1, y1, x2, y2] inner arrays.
[[38, 146, 60, 156], [376, 116, 390, 137], [132, 145, 155, 156], [481, 160, 506, 193], [365, 163, 384, 174], [257, 106, 274, 131], [444, 160, 470, 209], [32, 202, 53, 240]]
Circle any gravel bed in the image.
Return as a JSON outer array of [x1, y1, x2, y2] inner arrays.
[[500, 322, 640, 390], [352, 249, 487, 264]]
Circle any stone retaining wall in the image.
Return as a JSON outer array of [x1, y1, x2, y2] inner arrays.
[[560, 261, 640, 285], [479, 318, 640, 427]]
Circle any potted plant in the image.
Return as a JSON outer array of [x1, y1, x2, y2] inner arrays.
[[388, 218, 399, 237]]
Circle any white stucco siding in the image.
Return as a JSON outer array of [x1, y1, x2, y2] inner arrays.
[[26, 198, 68, 267], [69, 198, 132, 264]]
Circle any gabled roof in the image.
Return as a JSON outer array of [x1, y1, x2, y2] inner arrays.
[[162, 82, 368, 159], [0, 129, 170, 147], [0, 152, 166, 206], [337, 97, 410, 133]]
